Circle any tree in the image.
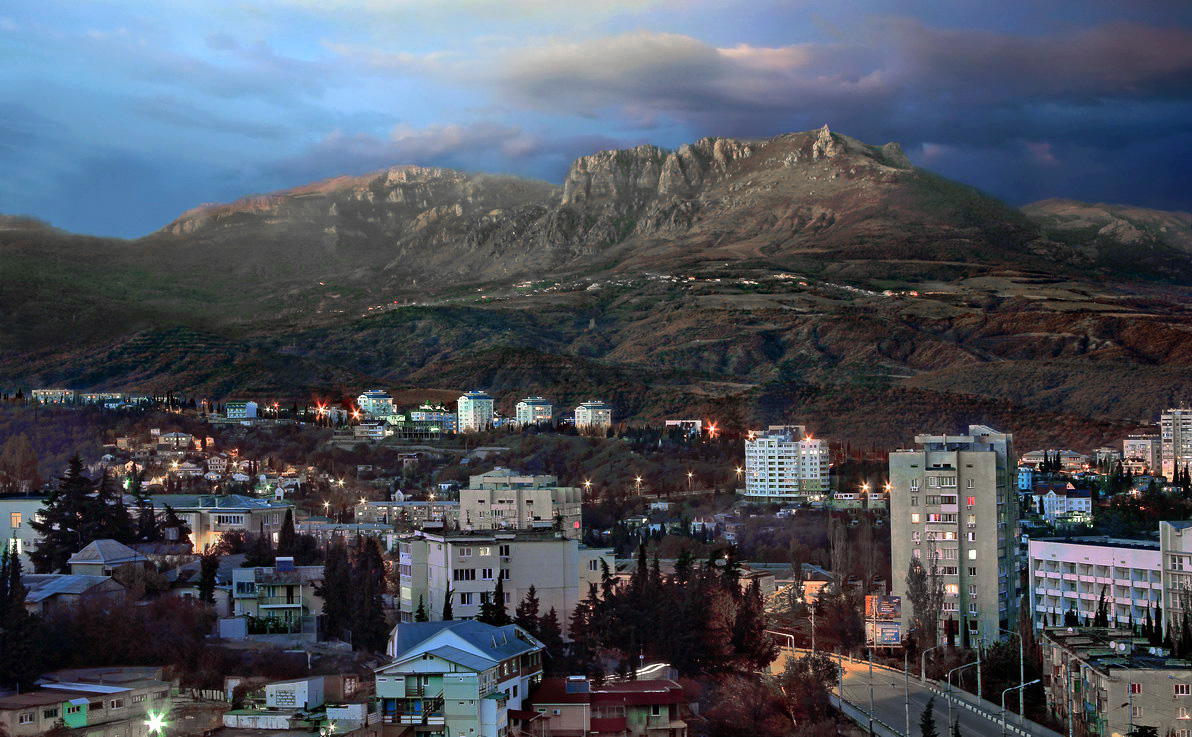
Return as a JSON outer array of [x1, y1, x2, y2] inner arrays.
[[414, 596, 428, 622], [775, 651, 839, 724], [129, 469, 161, 543], [276, 509, 296, 557], [1093, 587, 1109, 627], [951, 716, 963, 737], [920, 696, 939, 737], [537, 607, 565, 674], [29, 455, 94, 573], [0, 433, 40, 492], [514, 585, 541, 637], [442, 587, 454, 621], [906, 545, 944, 647], [93, 469, 134, 544], [732, 578, 777, 670], [317, 541, 352, 640], [198, 552, 219, 605], [350, 537, 389, 652], [0, 542, 41, 689]]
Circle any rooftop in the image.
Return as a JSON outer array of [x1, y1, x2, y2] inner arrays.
[[68, 539, 148, 567], [385, 620, 542, 666], [143, 494, 290, 510], [22, 574, 120, 602], [1031, 536, 1159, 550]]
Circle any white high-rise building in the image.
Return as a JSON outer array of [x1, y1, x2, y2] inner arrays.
[[457, 390, 495, 432], [889, 425, 1018, 646], [515, 397, 553, 426], [740, 425, 829, 503], [356, 389, 395, 418], [574, 401, 612, 434], [1028, 537, 1162, 630], [1160, 409, 1192, 479]]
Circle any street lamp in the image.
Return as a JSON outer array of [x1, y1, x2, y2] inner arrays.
[[999, 626, 1026, 720], [946, 660, 981, 729], [1001, 680, 1041, 736], [687, 471, 694, 492], [902, 625, 918, 737], [145, 712, 167, 734], [922, 642, 944, 681]]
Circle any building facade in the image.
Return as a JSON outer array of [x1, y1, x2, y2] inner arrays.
[[30, 389, 76, 404], [741, 426, 829, 503], [0, 495, 47, 568], [144, 494, 290, 552], [225, 401, 258, 420], [396, 530, 612, 635], [1123, 433, 1161, 474], [514, 397, 554, 427], [1028, 537, 1162, 630], [458, 391, 495, 433], [573, 401, 612, 434], [461, 468, 582, 539], [357, 390, 395, 418], [890, 425, 1019, 645], [1161, 409, 1192, 480], [528, 677, 689, 737], [1160, 521, 1192, 635], [232, 557, 323, 634]]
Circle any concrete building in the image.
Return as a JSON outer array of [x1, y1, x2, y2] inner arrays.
[[356, 500, 460, 529], [357, 389, 395, 418], [143, 494, 290, 552], [21, 574, 128, 615], [1160, 521, 1192, 635], [0, 494, 47, 567], [740, 425, 830, 503], [396, 530, 612, 635], [232, 557, 323, 635], [1161, 408, 1192, 480], [30, 389, 76, 404], [1028, 537, 1162, 630], [461, 468, 582, 539], [1019, 449, 1089, 471], [514, 397, 554, 427], [890, 425, 1019, 645], [0, 667, 171, 737], [1042, 627, 1192, 737], [79, 392, 125, 405], [1124, 433, 1162, 474], [410, 403, 456, 434], [458, 391, 495, 433], [528, 677, 689, 737], [375, 620, 544, 736], [574, 401, 613, 435], [67, 539, 149, 576], [354, 421, 389, 442], [225, 400, 258, 420]]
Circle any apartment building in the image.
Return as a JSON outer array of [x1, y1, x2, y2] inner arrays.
[[375, 620, 544, 737], [890, 425, 1019, 645], [396, 530, 612, 635], [573, 401, 613, 435], [232, 557, 323, 634], [515, 397, 554, 426], [1028, 537, 1162, 630], [528, 676, 689, 737], [1123, 434, 1161, 473], [355, 500, 461, 529], [410, 404, 456, 434], [741, 425, 829, 503], [0, 667, 171, 737], [1019, 449, 1089, 472], [1043, 628, 1192, 737], [0, 494, 47, 568], [461, 468, 582, 539], [144, 494, 291, 551], [225, 400, 258, 420], [1160, 521, 1192, 634], [1161, 409, 1192, 480], [357, 389, 395, 418], [30, 389, 76, 404], [458, 391, 495, 433]]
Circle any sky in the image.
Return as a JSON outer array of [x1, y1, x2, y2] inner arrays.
[[1, 0, 1190, 237]]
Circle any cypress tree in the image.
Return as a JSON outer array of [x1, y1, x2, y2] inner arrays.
[[537, 607, 565, 674], [442, 587, 454, 621], [920, 696, 939, 737], [130, 469, 161, 543], [317, 541, 352, 640], [350, 537, 389, 652], [0, 542, 40, 690], [198, 551, 219, 604], [415, 596, 428, 622], [94, 469, 134, 544], [733, 578, 778, 669], [491, 577, 510, 625], [277, 509, 296, 557]]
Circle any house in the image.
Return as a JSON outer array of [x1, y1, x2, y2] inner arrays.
[[231, 557, 323, 636], [157, 431, 194, 450], [375, 620, 545, 736], [167, 552, 245, 615], [21, 574, 128, 614], [207, 455, 228, 473], [141, 494, 291, 551], [67, 539, 149, 577], [527, 676, 689, 737]]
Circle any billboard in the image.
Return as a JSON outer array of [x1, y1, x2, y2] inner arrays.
[[867, 621, 902, 645], [865, 595, 902, 621]]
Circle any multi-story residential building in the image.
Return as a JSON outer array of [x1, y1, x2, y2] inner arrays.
[[1029, 483, 1093, 525], [890, 425, 1019, 645], [0, 667, 172, 737], [354, 421, 389, 441], [1092, 447, 1122, 467], [410, 403, 456, 434], [1124, 433, 1162, 474], [461, 468, 582, 539], [375, 620, 544, 736], [143, 494, 290, 551], [79, 392, 125, 405], [30, 389, 76, 404], [396, 530, 612, 634], [1019, 449, 1089, 471], [355, 500, 460, 529], [356, 389, 395, 418], [574, 401, 613, 434], [1161, 409, 1192, 480], [158, 431, 194, 450], [740, 425, 830, 503], [225, 400, 258, 420], [1042, 627, 1192, 737], [1017, 466, 1035, 491], [1028, 537, 1162, 630], [232, 557, 323, 635], [0, 494, 47, 567], [528, 677, 689, 737], [514, 397, 554, 427], [1160, 521, 1192, 634], [458, 391, 495, 433]]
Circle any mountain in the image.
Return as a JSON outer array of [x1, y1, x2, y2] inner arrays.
[[2, 127, 1190, 449]]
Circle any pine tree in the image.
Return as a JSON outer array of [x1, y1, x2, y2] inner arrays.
[[537, 607, 565, 674], [490, 578, 510, 626], [130, 469, 161, 543], [442, 587, 454, 621], [350, 536, 389, 652], [94, 469, 134, 544], [415, 596, 428, 622], [161, 505, 192, 549], [920, 696, 939, 737], [733, 578, 778, 669], [0, 542, 40, 690], [514, 585, 541, 637], [198, 551, 219, 604], [277, 509, 296, 557], [29, 455, 94, 573]]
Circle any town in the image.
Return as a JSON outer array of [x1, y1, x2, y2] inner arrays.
[[0, 387, 1190, 737]]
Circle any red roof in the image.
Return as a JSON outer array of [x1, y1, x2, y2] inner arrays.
[[529, 678, 591, 704], [592, 680, 684, 706], [509, 710, 543, 721], [590, 717, 627, 733]]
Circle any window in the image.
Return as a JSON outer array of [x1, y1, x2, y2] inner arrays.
[[968, 585, 977, 595], [942, 602, 958, 612], [912, 548, 921, 559], [481, 568, 494, 580], [910, 479, 920, 490], [154, 691, 168, 700], [504, 592, 511, 604], [966, 496, 976, 507], [1178, 684, 1192, 696], [500, 569, 510, 580], [925, 495, 940, 505], [942, 548, 958, 560], [110, 699, 124, 710], [911, 496, 918, 507], [17, 713, 33, 725], [10, 512, 20, 528], [911, 514, 921, 524], [43, 708, 58, 719], [479, 546, 493, 556], [588, 560, 599, 572], [215, 514, 244, 526], [652, 704, 663, 717], [1178, 706, 1190, 719], [968, 550, 977, 560], [1129, 683, 1142, 694], [968, 603, 978, 615], [911, 532, 921, 543], [499, 544, 510, 557], [968, 567, 978, 577], [944, 584, 959, 595], [460, 592, 474, 606], [966, 532, 975, 542], [967, 515, 976, 528], [132, 694, 146, 703], [66, 706, 81, 715], [967, 479, 975, 489], [940, 495, 957, 505], [1131, 706, 1143, 718], [459, 547, 472, 558], [453, 568, 476, 581]]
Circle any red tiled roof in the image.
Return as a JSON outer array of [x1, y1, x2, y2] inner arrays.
[[529, 678, 591, 704], [590, 717, 627, 733]]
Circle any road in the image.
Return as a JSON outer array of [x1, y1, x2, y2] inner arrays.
[[773, 649, 1062, 737]]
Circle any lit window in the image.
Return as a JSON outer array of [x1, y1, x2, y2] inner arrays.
[[911, 513, 921, 524], [966, 496, 975, 507], [968, 550, 977, 560], [9, 512, 21, 528]]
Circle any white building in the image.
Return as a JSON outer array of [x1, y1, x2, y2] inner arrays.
[[30, 389, 76, 404], [356, 389, 395, 418], [740, 425, 829, 503], [460, 468, 582, 539], [225, 401, 258, 420], [410, 403, 456, 433], [1160, 521, 1192, 634], [1123, 433, 1161, 473], [0, 495, 47, 567], [890, 425, 1019, 645], [514, 397, 553, 427], [573, 401, 612, 435], [1028, 536, 1162, 630], [396, 530, 611, 635], [1161, 409, 1192, 479], [1019, 449, 1089, 471], [457, 391, 495, 433], [354, 421, 389, 442]]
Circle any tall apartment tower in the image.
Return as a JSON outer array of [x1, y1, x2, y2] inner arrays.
[[1160, 409, 1192, 479], [890, 425, 1018, 646], [456, 390, 495, 433], [741, 425, 829, 503], [515, 396, 554, 426]]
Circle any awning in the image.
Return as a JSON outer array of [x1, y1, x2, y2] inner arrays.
[[68, 698, 89, 706]]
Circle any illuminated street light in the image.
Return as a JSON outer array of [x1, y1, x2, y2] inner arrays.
[[145, 712, 167, 734]]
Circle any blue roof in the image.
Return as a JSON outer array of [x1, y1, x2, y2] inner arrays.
[[387, 621, 541, 665]]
